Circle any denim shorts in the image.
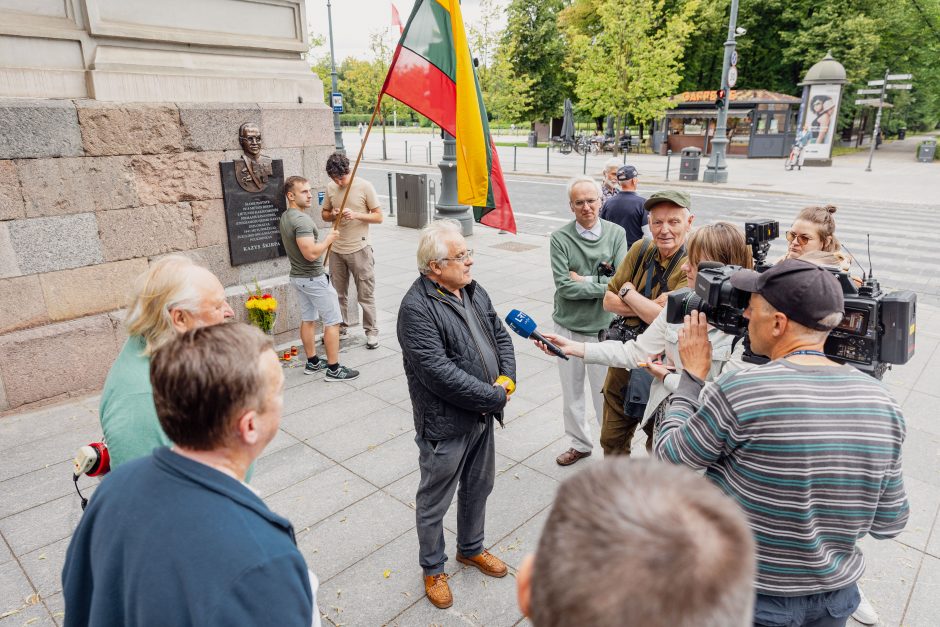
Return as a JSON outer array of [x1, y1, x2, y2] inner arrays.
[[290, 275, 343, 325], [754, 584, 860, 627]]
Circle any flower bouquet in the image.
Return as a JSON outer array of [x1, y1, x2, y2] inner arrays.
[[245, 282, 278, 334]]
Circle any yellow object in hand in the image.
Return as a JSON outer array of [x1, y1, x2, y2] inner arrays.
[[495, 375, 515, 396]]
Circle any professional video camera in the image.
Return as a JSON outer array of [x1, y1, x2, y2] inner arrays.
[[665, 222, 916, 379], [745, 219, 779, 272]]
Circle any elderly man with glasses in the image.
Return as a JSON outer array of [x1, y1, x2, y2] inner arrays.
[[397, 220, 517, 610], [550, 176, 628, 466]]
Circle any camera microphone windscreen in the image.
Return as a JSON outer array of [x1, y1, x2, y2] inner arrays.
[[505, 309, 569, 360]]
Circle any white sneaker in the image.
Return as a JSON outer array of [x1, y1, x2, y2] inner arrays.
[[852, 587, 879, 625]]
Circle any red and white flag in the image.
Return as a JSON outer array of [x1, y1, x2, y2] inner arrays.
[[391, 3, 404, 36]]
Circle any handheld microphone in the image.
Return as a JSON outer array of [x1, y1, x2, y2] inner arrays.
[[505, 309, 569, 360]]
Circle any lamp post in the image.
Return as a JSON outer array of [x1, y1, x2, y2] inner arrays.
[[702, 0, 740, 184], [326, 0, 345, 154], [434, 132, 473, 236]]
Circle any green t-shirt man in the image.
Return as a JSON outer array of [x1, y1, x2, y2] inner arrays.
[[279, 208, 324, 278]]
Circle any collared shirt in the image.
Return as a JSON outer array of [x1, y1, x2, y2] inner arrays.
[[574, 220, 602, 241]]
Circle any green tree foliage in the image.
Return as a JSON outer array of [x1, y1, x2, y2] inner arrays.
[[471, 0, 534, 123], [501, 0, 572, 123], [562, 0, 700, 125]]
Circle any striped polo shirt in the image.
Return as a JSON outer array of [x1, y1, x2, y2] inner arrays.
[[655, 359, 909, 596]]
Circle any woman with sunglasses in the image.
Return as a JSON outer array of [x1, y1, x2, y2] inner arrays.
[[533, 222, 753, 449], [782, 204, 852, 271]]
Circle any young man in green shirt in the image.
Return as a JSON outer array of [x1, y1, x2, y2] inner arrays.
[[550, 176, 628, 466]]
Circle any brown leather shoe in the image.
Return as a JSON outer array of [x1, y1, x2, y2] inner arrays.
[[556, 448, 591, 466], [456, 549, 508, 578], [424, 573, 453, 609]]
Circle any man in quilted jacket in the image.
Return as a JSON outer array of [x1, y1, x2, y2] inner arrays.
[[397, 219, 516, 610]]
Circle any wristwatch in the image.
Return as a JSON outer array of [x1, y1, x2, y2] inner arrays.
[[618, 285, 632, 299]]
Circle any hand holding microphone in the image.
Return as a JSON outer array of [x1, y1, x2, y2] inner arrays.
[[504, 309, 572, 360]]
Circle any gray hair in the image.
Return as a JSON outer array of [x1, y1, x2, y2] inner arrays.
[[603, 158, 621, 172], [417, 219, 463, 275], [530, 459, 755, 627], [566, 175, 599, 200]]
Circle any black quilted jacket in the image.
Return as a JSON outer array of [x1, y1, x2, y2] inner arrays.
[[397, 276, 516, 440]]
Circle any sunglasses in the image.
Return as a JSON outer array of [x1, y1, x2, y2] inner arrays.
[[785, 231, 815, 246]]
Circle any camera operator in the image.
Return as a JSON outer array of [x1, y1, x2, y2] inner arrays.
[[655, 259, 909, 627], [549, 176, 628, 467], [536, 222, 751, 449], [596, 191, 693, 457]]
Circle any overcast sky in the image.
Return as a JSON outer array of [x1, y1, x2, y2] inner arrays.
[[307, 0, 505, 62]]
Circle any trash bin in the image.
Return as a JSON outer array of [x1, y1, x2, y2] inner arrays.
[[396, 173, 429, 228], [917, 139, 936, 163], [898, 128, 907, 140], [679, 147, 702, 181], [527, 131, 538, 148]]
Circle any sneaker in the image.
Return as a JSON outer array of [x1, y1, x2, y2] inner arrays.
[[424, 573, 452, 609], [366, 335, 379, 350], [852, 587, 879, 625], [304, 359, 323, 375], [324, 365, 359, 382]]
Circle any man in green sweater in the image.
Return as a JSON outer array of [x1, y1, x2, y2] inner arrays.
[[550, 176, 628, 466]]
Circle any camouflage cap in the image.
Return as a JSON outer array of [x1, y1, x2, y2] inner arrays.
[[643, 190, 692, 211]]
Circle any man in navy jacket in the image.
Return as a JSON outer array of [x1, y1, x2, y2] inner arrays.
[[62, 324, 317, 627]]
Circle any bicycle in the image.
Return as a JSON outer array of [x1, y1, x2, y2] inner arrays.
[[573, 133, 600, 156]]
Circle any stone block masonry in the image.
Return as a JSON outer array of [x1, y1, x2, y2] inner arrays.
[[0, 98, 335, 411]]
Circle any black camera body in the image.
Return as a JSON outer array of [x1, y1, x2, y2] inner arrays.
[[665, 220, 917, 379], [745, 219, 779, 272], [596, 261, 615, 278]]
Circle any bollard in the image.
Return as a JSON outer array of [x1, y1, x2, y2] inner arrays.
[[513, 146, 517, 172], [382, 139, 387, 161], [665, 149, 672, 181], [583, 149, 587, 174], [405, 140, 409, 163], [546, 146, 550, 174], [387, 172, 395, 216], [428, 141, 432, 165], [623, 150, 627, 165]]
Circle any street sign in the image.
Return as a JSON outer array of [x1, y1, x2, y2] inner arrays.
[[887, 73, 912, 81], [886, 84, 912, 90], [867, 80, 885, 86], [857, 89, 882, 95], [331, 92, 344, 113], [855, 98, 885, 106], [728, 66, 738, 88], [730, 50, 738, 66]]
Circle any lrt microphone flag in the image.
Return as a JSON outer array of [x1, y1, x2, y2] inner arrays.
[[380, 0, 516, 233]]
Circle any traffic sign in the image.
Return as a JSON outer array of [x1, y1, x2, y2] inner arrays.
[[730, 50, 738, 66], [331, 92, 344, 113], [728, 66, 738, 88], [867, 80, 885, 86], [887, 73, 912, 81], [855, 98, 884, 106], [857, 89, 882, 95], [886, 84, 912, 90]]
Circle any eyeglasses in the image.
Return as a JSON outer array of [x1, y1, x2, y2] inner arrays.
[[571, 198, 600, 208], [439, 249, 474, 263], [785, 231, 815, 246]]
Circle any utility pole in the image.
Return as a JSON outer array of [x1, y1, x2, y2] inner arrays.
[[857, 71, 912, 172], [865, 70, 888, 172], [702, 0, 740, 184], [326, 0, 345, 154]]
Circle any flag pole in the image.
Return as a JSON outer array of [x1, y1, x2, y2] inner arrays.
[[324, 92, 385, 264]]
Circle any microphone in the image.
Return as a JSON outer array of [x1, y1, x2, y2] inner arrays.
[[505, 309, 569, 360]]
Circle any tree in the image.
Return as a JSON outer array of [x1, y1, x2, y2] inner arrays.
[[563, 0, 700, 125], [501, 0, 572, 123]]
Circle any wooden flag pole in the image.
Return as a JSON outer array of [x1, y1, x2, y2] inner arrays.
[[324, 93, 385, 265]]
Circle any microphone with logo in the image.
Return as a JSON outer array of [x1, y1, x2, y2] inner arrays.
[[505, 309, 569, 360]]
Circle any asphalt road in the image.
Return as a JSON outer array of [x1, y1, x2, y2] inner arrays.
[[356, 163, 939, 305]]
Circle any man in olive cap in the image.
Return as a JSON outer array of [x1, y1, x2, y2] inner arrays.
[[561, 190, 692, 465]]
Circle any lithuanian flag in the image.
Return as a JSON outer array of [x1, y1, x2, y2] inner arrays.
[[381, 0, 516, 233]]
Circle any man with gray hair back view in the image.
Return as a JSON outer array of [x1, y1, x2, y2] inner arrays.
[[397, 220, 516, 609], [515, 458, 756, 627], [99, 255, 235, 469]]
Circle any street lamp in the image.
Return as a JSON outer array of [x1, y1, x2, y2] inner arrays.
[[703, 0, 741, 184], [326, 0, 345, 154]]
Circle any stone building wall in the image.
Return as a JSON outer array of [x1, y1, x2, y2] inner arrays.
[[0, 98, 335, 412]]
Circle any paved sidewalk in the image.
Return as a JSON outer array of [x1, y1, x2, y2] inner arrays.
[[1, 222, 938, 626]]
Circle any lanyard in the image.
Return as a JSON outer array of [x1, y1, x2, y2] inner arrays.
[[783, 349, 827, 358]]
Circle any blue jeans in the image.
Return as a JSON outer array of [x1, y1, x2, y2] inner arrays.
[[754, 584, 860, 627]]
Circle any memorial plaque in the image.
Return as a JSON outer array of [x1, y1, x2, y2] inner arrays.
[[219, 122, 287, 266]]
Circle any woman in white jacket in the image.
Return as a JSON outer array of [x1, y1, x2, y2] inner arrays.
[[535, 222, 754, 447]]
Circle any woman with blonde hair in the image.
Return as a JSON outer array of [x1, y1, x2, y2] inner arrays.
[[535, 222, 753, 447], [99, 256, 234, 468]]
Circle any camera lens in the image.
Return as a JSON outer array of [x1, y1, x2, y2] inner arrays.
[[666, 289, 707, 324]]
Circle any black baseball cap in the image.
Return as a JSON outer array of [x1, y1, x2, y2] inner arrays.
[[616, 165, 638, 181], [730, 259, 844, 330]]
